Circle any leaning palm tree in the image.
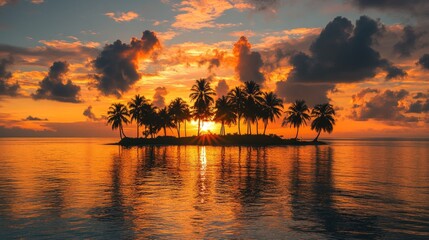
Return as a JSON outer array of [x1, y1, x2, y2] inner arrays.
[[128, 94, 148, 138], [311, 103, 336, 142], [243, 81, 263, 135], [189, 78, 215, 136], [168, 98, 189, 138], [107, 103, 130, 139], [282, 100, 311, 140], [227, 86, 245, 135], [158, 107, 175, 136], [261, 92, 283, 135], [214, 96, 237, 135]]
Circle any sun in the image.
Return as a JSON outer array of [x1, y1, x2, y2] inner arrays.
[[192, 120, 216, 134]]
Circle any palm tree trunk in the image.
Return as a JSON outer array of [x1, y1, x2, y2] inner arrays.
[[137, 122, 139, 138], [177, 122, 181, 138], [198, 119, 201, 136], [237, 116, 241, 135], [295, 126, 299, 140], [263, 120, 268, 135], [164, 126, 167, 136], [256, 119, 259, 135], [184, 121, 187, 137], [313, 130, 321, 142]]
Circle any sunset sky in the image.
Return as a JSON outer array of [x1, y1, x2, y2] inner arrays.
[[1, 0, 428, 138]]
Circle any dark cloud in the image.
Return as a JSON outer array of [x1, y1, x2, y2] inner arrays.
[[288, 16, 404, 83], [0, 122, 117, 137], [276, 81, 334, 106], [417, 54, 429, 69], [23, 115, 48, 121], [407, 99, 429, 113], [275, 16, 406, 103], [0, 0, 18, 7], [153, 86, 167, 108], [92, 30, 161, 97], [32, 61, 81, 103], [245, 0, 279, 11], [351, 88, 418, 122], [0, 43, 99, 67], [393, 26, 424, 58], [233, 36, 265, 85], [215, 79, 229, 97], [350, 0, 429, 16], [413, 92, 428, 99], [83, 105, 104, 121], [0, 57, 20, 96], [198, 49, 225, 72]]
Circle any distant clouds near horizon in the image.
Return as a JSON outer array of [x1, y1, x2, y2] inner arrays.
[[0, 0, 428, 137]]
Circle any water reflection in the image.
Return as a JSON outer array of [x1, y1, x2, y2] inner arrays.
[[0, 139, 428, 239]]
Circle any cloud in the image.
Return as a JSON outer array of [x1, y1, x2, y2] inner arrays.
[[350, 0, 429, 17], [0, 40, 99, 67], [0, 57, 20, 96], [351, 88, 419, 123], [244, 0, 279, 12], [83, 105, 104, 121], [92, 30, 161, 97], [172, 0, 233, 29], [32, 61, 82, 103], [198, 49, 225, 71], [275, 16, 406, 103], [417, 54, 429, 69], [393, 26, 424, 58], [275, 81, 334, 106], [30, 0, 44, 4], [233, 36, 265, 84], [23, 115, 48, 121], [153, 86, 168, 108], [0, 0, 17, 7], [105, 11, 139, 22], [407, 99, 429, 113], [215, 79, 229, 97]]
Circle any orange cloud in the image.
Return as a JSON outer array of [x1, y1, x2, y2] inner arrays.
[[105, 11, 139, 22]]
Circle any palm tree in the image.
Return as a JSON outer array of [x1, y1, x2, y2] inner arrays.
[[311, 103, 336, 141], [227, 86, 245, 135], [168, 98, 189, 138], [141, 104, 159, 138], [282, 100, 311, 140], [261, 92, 283, 135], [189, 78, 215, 136], [214, 96, 236, 135], [243, 81, 263, 135], [158, 107, 175, 136], [183, 107, 192, 137], [107, 103, 130, 139], [128, 94, 148, 138]]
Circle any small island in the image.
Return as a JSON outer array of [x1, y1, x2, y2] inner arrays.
[[107, 79, 336, 146], [116, 134, 327, 147]]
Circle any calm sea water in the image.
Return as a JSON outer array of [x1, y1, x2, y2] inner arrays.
[[0, 138, 428, 239]]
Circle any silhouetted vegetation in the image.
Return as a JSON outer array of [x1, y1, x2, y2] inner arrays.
[[107, 79, 336, 143]]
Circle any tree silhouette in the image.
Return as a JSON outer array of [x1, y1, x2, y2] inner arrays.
[[227, 86, 245, 135], [243, 81, 263, 135], [107, 103, 129, 139], [168, 97, 189, 138], [261, 92, 283, 135], [282, 100, 311, 140], [158, 107, 175, 136], [189, 78, 215, 136], [128, 94, 148, 138], [141, 104, 159, 138], [214, 96, 236, 135], [311, 103, 336, 141]]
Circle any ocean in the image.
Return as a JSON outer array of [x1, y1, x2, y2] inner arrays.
[[0, 138, 428, 239]]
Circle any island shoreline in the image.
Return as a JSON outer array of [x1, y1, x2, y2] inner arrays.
[[112, 135, 327, 147]]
